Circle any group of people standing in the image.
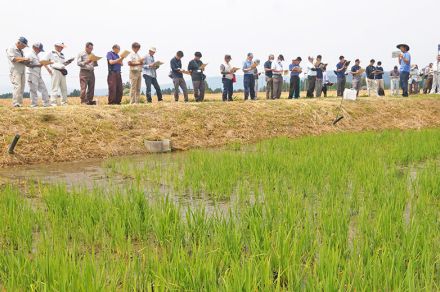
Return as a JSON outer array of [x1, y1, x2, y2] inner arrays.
[[5, 37, 211, 107], [6, 37, 438, 108], [107, 43, 208, 105]]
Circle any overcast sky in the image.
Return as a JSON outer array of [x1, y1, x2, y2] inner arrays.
[[1, 0, 439, 92]]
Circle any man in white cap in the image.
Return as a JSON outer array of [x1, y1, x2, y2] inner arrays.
[[46, 42, 73, 106], [26, 43, 51, 107], [6, 37, 30, 107], [142, 47, 163, 103]]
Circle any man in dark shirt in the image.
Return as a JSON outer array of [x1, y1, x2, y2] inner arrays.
[[264, 55, 274, 99], [315, 55, 324, 97], [170, 51, 189, 102], [351, 59, 362, 97], [288, 57, 302, 99], [366, 59, 378, 97], [188, 52, 205, 102], [375, 61, 385, 94], [335, 56, 348, 97]]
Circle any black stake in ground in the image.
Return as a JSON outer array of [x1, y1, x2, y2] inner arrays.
[[333, 95, 345, 125], [8, 134, 20, 154]]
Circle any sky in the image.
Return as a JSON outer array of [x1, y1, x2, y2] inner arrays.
[[1, 0, 439, 93]]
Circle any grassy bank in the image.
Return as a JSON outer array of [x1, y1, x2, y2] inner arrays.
[[1, 129, 439, 290], [1, 94, 440, 167]]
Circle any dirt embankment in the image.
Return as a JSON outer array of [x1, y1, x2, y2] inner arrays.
[[1, 96, 440, 168]]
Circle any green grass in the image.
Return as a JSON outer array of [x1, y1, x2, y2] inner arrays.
[[1, 129, 440, 290]]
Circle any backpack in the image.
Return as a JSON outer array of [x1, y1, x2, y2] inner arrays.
[[378, 88, 385, 96]]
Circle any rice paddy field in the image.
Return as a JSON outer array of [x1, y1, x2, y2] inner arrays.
[[1, 129, 439, 290]]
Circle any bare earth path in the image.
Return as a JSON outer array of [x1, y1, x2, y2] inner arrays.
[[1, 94, 439, 167]]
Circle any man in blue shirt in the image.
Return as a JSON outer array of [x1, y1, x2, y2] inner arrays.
[[397, 44, 411, 97], [106, 44, 124, 105], [242, 53, 256, 100], [288, 57, 302, 99], [264, 55, 274, 99], [336, 56, 348, 97]]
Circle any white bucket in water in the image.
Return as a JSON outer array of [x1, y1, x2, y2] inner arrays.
[[343, 89, 357, 100], [144, 140, 172, 153]]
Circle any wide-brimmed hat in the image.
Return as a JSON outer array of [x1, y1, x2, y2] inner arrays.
[[18, 36, 28, 47], [149, 47, 157, 52], [55, 42, 66, 48], [396, 44, 410, 51]]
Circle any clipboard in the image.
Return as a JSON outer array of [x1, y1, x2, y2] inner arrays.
[[153, 61, 164, 67], [65, 57, 75, 64], [88, 54, 102, 62], [392, 51, 401, 58], [39, 60, 53, 66], [200, 63, 208, 70], [120, 50, 130, 58], [353, 68, 365, 76]]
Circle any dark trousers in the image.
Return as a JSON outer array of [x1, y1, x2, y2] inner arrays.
[[337, 77, 346, 97], [306, 76, 316, 97], [322, 84, 328, 97], [222, 78, 233, 101], [424, 77, 433, 94], [173, 78, 188, 101], [243, 74, 256, 100], [107, 71, 123, 105], [289, 75, 300, 99], [144, 75, 163, 102], [80, 69, 95, 104], [265, 77, 273, 99], [400, 71, 409, 97], [192, 80, 205, 102]]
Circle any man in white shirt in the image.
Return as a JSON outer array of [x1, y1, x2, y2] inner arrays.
[[430, 56, 440, 94], [26, 43, 51, 107], [46, 42, 73, 106], [306, 57, 317, 98], [6, 37, 30, 107], [128, 42, 143, 104], [271, 54, 285, 99]]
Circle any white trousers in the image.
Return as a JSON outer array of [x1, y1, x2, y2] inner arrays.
[[367, 78, 378, 97], [28, 74, 49, 106], [9, 70, 26, 106], [390, 79, 399, 96], [51, 69, 68, 105], [430, 72, 440, 94]]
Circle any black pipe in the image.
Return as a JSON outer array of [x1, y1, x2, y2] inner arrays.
[[332, 116, 344, 125], [8, 134, 20, 154]]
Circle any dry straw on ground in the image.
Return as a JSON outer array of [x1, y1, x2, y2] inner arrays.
[[1, 93, 440, 168]]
